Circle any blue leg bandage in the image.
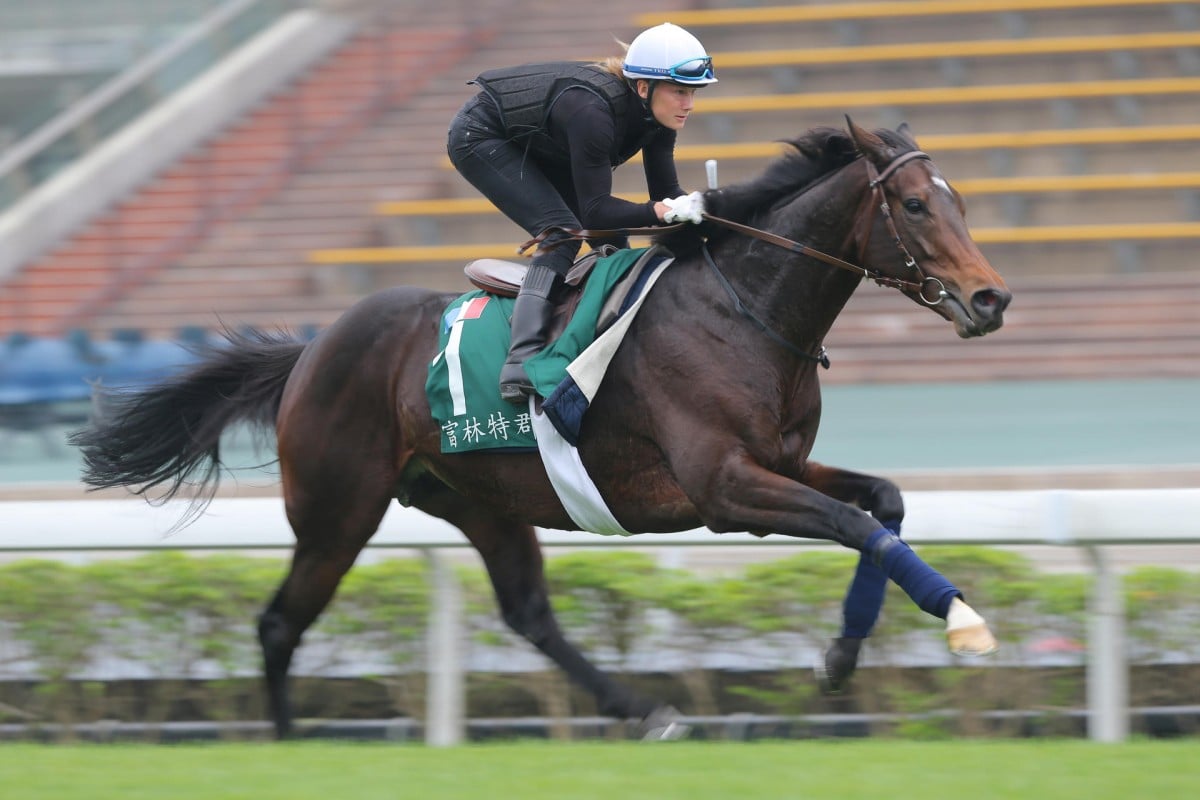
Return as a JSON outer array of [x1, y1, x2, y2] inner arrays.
[[839, 520, 899, 639], [865, 528, 960, 619]]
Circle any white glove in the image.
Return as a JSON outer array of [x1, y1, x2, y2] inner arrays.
[[662, 191, 705, 225]]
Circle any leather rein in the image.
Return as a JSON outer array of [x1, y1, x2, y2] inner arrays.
[[518, 150, 949, 307], [515, 150, 951, 367]]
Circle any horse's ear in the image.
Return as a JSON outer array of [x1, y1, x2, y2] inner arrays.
[[845, 115, 888, 162], [896, 122, 919, 148]]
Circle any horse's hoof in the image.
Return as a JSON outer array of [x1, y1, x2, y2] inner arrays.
[[639, 705, 691, 741], [815, 637, 861, 695], [947, 623, 999, 657]]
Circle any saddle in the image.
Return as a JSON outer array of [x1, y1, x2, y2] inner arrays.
[[464, 245, 667, 337]]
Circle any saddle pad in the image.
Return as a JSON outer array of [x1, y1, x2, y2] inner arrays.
[[426, 247, 652, 453], [426, 293, 535, 452]]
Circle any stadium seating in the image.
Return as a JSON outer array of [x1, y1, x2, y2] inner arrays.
[[377, 169, 1200, 220], [699, 76, 1200, 114], [634, 0, 1193, 27], [1, 0, 1198, 387], [331, 167, 1200, 273], [711, 31, 1200, 69]]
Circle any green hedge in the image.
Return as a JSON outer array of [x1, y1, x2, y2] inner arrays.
[[1, 547, 1198, 733]]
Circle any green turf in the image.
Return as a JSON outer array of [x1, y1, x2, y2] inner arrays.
[[0, 739, 1196, 800]]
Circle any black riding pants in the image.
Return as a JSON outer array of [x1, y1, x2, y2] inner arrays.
[[446, 95, 584, 277]]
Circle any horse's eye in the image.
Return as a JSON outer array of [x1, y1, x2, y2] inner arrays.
[[903, 198, 926, 214]]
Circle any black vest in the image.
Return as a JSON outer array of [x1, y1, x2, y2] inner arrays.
[[471, 62, 637, 164]]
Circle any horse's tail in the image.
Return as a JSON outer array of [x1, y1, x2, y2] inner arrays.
[[70, 328, 306, 517]]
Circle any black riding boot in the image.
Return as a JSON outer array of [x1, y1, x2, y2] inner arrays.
[[498, 263, 559, 403]]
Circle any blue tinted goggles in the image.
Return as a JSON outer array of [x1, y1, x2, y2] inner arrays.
[[626, 56, 715, 83], [666, 56, 715, 82]]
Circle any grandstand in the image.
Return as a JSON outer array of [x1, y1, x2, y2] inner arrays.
[[1, 0, 1199, 398]]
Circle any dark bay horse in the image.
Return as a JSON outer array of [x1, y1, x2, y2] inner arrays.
[[72, 120, 1011, 738]]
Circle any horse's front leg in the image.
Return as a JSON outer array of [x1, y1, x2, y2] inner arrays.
[[683, 453, 997, 659], [798, 462, 907, 693]]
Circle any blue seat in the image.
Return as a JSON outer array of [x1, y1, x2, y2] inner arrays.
[[92, 329, 200, 390], [0, 329, 214, 409], [0, 333, 95, 405]]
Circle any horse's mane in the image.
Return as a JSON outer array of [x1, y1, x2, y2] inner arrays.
[[654, 125, 912, 257]]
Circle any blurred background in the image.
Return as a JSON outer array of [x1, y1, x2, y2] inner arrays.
[[0, 0, 1197, 742]]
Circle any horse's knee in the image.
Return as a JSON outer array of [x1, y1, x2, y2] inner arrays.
[[499, 593, 558, 646], [866, 479, 904, 528]]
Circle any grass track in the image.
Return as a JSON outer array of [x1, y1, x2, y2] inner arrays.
[[1, 739, 1197, 800]]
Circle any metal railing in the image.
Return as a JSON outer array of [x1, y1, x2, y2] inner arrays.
[[2, 488, 1198, 745]]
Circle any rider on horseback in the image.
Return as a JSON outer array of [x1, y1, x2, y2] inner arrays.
[[447, 22, 716, 402]]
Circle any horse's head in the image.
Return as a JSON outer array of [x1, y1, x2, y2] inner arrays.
[[846, 118, 1011, 338]]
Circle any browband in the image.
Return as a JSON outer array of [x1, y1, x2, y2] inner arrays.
[[867, 150, 931, 188]]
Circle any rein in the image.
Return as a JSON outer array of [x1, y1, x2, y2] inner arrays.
[[701, 150, 947, 305], [515, 149, 951, 367], [518, 151, 948, 306]]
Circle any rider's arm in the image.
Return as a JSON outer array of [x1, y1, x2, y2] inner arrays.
[[555, 93, 663, 229], [642, 127, 684, 206]]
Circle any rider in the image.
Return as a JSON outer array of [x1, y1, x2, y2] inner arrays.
[[446, 22, 716, 402]]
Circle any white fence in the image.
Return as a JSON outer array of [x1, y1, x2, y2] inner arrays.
[[3, 488, 1200, 744]]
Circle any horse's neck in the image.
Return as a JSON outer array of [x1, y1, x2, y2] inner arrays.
[[712, 165, 868, 349]]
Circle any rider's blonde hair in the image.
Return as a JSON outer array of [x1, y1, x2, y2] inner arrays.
[[595, 39, 630, 78], [596, 55, 625, 77]]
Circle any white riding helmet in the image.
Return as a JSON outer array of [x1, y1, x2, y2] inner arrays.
[[622, 22, 717, 86]]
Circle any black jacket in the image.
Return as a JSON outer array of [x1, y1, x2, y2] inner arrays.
[[471, 62, 682, 229]]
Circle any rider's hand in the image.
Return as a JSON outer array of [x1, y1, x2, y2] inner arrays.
[[662, 191, 705, 225]]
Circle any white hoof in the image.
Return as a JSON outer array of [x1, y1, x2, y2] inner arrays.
[[945, 597, 998, 657], [639, 706, 691, 741], [947, 623, 999, 657], [643, 719, 691, 741]]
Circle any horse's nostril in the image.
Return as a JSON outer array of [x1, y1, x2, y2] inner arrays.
[[972, 288, 1011, 317]]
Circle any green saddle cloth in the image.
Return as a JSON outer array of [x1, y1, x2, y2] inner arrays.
[[425, 247, 647, 453]]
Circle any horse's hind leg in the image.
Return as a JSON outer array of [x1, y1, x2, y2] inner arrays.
[[257, 488, 392, 739], [412, 485, 680, 735]]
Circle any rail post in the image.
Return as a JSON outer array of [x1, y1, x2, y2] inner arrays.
[[424, 549, 465, 746], [1086, 545, 1129, 742]]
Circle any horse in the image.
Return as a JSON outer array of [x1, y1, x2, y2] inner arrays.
[[71, 119, 1012, 739]]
